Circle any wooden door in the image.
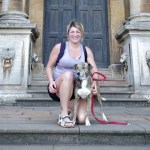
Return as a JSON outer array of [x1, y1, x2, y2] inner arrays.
[[43, 0, 109, 68]]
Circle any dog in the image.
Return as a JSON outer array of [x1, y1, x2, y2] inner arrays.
[[120, 51, 128, 71], [31, 52, 38, 69], [73, 62, 108, 126]]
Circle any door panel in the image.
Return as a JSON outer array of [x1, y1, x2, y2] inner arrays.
[[43, 0, 109, 68], [76, 0, 108, 67], [43, 0, 75, 65]]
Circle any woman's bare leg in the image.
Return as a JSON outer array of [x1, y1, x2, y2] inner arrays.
[[55, 71, 87, 126], [69, 99, 87, 124], [55, 71, 74, 127]]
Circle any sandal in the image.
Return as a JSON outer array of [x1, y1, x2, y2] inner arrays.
[[68, 111, 73, 119], [58, 114, 74, 128]]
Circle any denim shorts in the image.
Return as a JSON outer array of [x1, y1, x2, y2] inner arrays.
[[47, 83, 75, 102]]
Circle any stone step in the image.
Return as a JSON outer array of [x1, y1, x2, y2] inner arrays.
[[26, 87, 134, 99], [15, 97, 149, 107], [30, 79, 127, 87], [28, 85, 131, 92], [32, 67, 124, 84], [0, 122, 148, 145], [26, 67, 142, 107], [30, 68, 128, 99], [0, 145, 150, 150], [28, 80, 132, 99], [32, 67, 124, 81], [0, 106, 150, 145], [41, 68, 114, 76]]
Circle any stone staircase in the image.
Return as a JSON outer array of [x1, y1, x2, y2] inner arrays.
[[1, 68, 149, 146], [0, 104, 150, 145], [15, 68, 149, 107]]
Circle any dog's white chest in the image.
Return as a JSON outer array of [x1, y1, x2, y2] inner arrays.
[[77, 80, 91, 99]]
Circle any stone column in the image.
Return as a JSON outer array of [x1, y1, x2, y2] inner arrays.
[[0, 0, 39, 104], [129, 0, 150, 21], [129, 0, 141, 16], [2, 0, 23, 12], [2, 0, 29, 12], [115, 0, 150, 99], [0, 0, 30, 23]]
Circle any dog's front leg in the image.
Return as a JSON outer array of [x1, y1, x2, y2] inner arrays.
[[73, 95, 79, 125], [85, 96, 92, 126]]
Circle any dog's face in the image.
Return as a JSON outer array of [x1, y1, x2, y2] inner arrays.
[[74, 62, 92, 80], [32, 52, 38, 62], [120, 52, 128, 71], [120, 52, 128, 63]]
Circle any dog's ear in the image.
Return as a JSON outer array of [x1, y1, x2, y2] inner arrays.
[[74, 64, 78, 70]]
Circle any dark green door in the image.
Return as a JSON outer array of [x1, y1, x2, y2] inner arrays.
[[43, 0, 109, 68]]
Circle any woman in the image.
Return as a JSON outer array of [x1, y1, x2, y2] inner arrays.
[[46, 21, 98, 128]]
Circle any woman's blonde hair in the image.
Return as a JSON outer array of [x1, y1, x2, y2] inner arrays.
[[66, 21, 85, 41]]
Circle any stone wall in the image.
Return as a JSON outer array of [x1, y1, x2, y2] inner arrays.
[[141, 0, 150, 13], [0, 0, 126, 66], [0, 0, 2, 14], [28, 0, 44, 62], [109, 0, 125, 64]]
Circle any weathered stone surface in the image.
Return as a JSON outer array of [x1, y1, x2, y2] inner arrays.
[[0, 106, 150, 145]]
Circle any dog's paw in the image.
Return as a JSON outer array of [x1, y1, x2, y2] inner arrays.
[[85, 117, 91, 126], [72, 118, 76, 125], [73, 121, 76, 126], [102, 113, 108, 122]]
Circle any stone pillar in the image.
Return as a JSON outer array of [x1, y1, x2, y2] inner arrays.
[[129, 0, 150, 21], [2, 0, 24, 12], [2, 0, 29, 13], [0, 0, 30, 23], [115, 0, 150, 100], [0, 0, 39, 104], [130, 0, 150, 16], [129, 0, 141, 16]]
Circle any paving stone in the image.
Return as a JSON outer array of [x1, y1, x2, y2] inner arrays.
[[0, 106, 150, 145]]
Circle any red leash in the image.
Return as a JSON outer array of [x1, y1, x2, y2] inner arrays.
[[91, 72, 129, 125]]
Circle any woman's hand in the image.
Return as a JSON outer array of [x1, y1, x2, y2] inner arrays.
[[48, 80, 57, 93], [92, 81, 98, 95]]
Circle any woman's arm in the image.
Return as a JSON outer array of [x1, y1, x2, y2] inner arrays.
[[85, 46, 99, 94], [46, 43, 61, 91], [85, 46, 98, 74]]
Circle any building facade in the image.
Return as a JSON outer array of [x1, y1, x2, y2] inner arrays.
[[0, 0, 150, 102]]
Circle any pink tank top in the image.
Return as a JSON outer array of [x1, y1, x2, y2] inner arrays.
[[53, 41, 85, 80]]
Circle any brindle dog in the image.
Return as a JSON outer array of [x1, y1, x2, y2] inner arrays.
[[73, 62, 108, 126]]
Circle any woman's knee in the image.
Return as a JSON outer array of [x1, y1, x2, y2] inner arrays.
[[63, 71, 74, 81]]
